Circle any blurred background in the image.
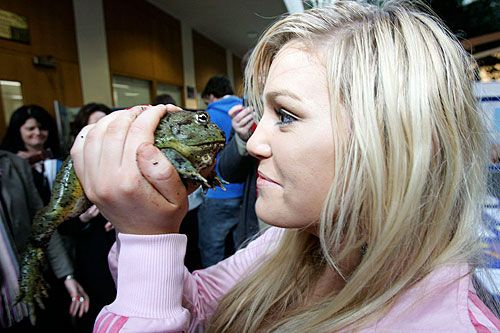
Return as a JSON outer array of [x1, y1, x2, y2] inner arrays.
[[0, 0, 498, 146]]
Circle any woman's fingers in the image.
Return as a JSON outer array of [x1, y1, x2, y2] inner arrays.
[[72, 109, 123, 190], [79, 297, 89, 317], [122, 104, 181, 165], [71, 124, 94, 184], [69, 296, 78, 316], [98, 106, 147, 174], [228, 104, 244, 118], [238, 112, 255, 128], [136, 143, 187, 208], [83, 110, 129, 185], [104, 221, 114, 232], [233, 106, 252, 123]]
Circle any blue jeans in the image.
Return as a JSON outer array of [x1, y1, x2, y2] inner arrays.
[[197, 197, 242, 267]]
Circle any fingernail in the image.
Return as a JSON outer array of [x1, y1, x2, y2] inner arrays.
[[139, 144, 158, 161]]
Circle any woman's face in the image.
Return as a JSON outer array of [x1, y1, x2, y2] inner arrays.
[[247, 43, 336, 229], [88, 111, 107, 125], [20, 117, 48, 150]]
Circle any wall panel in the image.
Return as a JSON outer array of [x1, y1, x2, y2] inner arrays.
[[233, 54, 243, 97], [0, 0, 79, 62], [104, 0, 183, 87], [0, 51, 82, 111], [193, 31, 227, 94]]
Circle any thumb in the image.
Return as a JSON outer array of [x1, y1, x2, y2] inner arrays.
[[136, 143, 187, 206]]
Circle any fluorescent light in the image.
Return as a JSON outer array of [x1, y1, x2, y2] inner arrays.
[[113, 83, 130, 89], [124, 92, 139, 97], [8, 95, 23, 100], [0, 80, 21, 86]]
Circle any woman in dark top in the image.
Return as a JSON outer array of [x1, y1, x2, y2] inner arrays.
[[0, 104, 62, 205]]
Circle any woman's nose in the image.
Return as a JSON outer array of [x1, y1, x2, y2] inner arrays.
[[247, 121, 272, 160]]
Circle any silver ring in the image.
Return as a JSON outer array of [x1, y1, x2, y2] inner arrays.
[[79, 296, 85, 303]]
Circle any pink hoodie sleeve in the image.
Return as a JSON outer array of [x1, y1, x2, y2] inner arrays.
[[93, 227, 283, 333]]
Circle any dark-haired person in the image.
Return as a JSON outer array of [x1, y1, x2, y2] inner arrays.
[[70, 102, 112, 144], [1, 105, 62, 205], [152, 94, 176, 106], [197, 76, 244, 267]]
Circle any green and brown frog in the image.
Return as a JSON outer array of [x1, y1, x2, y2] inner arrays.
[[18, 110, 226, 320]]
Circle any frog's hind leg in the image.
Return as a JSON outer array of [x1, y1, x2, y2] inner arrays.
[[17, 244, 49, 324], [161, 148, 209, 187]]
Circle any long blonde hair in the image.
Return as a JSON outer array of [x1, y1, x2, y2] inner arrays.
[[208, 1, 489, 331]]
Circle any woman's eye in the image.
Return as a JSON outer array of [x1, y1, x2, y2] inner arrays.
[[274, 108, 297, 125]]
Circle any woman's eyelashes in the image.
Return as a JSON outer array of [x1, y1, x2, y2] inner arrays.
[[274, 107, 298, 126]]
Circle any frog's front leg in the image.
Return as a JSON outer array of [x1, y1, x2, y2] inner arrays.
[[161, 148, 210, 188]]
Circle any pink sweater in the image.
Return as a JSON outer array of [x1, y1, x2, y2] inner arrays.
[[93, 227, 499, 332]]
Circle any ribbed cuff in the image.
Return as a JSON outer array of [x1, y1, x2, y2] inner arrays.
[[108, 233, 187, 318]]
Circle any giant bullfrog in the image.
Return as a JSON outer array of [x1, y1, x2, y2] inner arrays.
[[18, 110, 226, 321]]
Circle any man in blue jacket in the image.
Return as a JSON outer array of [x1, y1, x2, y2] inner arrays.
[[198, 76, 244, 267]]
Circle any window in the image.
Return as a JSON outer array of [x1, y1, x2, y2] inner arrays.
[[0, 80, 23, 125], [112, 75, 150, 108], [156, 83, 182, 107]]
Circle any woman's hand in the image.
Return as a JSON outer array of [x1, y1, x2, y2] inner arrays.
[[70, 104, 189, 235], [64, 277, 90, 318], [17, 150, 46, 164], [104, 221, 114, 232], [228, 104, 255, 141], [78, 204, 100, 223]]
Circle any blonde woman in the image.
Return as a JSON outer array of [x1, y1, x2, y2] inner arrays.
[[72, 1, 499, 331]]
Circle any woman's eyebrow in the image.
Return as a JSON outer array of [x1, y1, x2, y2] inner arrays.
[[265, 89, 302, 102]]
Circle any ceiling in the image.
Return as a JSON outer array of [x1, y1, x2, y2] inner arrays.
[[145, 0, 499, 62], [147, 0, 288, 58]]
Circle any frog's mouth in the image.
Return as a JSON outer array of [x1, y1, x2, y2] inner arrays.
[[193, 141, 225, 151]]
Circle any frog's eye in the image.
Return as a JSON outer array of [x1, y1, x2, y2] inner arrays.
[[196, 112, 209, 124]]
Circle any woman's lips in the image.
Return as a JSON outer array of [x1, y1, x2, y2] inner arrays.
[[256, 171, 280, 188]]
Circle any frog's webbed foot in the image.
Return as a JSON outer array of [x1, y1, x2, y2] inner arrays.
[[17, 245, 49, 324], [208, 172, 228, 190]]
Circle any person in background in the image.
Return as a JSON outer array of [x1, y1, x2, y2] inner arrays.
[[59, 102, 116, 333], [0, 105, 63, 205], [218, 48, 262, 249], [152, 94, 176, 106], [0, 150, 88, 332], [70, 102, 112, 145], [218, 104, 260, 249], [198, 76, 244, 267], [73, 1, 499, 331]]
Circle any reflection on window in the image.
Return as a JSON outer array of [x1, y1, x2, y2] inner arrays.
[[112, 75, 150, 108], [0, 80, 24, 126], [156, 83, 182, 107]]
